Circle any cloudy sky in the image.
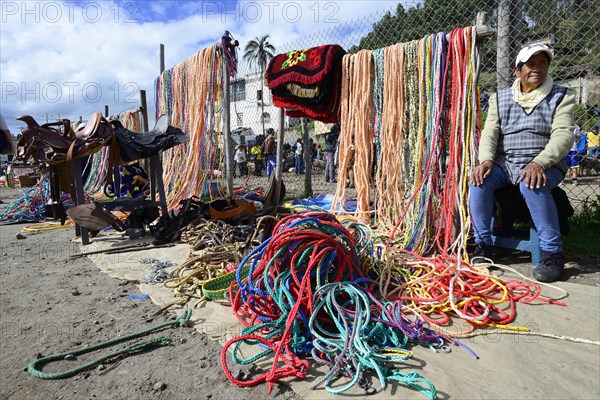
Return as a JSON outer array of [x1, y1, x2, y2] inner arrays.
[[0, 0, 405, 134]]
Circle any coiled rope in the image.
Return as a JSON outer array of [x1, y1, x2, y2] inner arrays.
[[310, 282, 437, 398], [222, 212, 366, 394], [28, 309, 191, 379]]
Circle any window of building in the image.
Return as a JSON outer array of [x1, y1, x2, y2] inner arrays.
[[236, 112, 243, 125], [257, 89, 263, 102], [230, 79, 246, 101]]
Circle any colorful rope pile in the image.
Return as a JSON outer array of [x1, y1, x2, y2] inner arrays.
[[222, 212, 364, 391], [310, 282, 437, 398], [0, 177, 83, 223], [375, 249, 566, 338], [221, 211, 450, 398]]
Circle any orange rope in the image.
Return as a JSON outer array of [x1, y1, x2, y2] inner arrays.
[[374, 43, 406, 232], [159, 46, 225, 209], [330, 50, 375, 223]]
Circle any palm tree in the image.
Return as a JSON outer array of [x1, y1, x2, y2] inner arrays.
[[243, 35, 276, 136]]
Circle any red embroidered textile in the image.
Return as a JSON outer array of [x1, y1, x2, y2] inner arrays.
[[266, 44, 345, 123], [265, 44, 345, 89]]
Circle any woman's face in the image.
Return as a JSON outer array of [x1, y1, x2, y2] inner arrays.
[[515, 53, 549, 93]]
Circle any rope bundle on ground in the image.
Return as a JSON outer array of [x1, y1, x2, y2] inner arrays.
[[220, 211, 457, 398], [222, 212, 367, 393], [0, 177, 84, 223], [310, 282, 437, 398], [165, 219, 247, 301], [376, 249, 566, 337]]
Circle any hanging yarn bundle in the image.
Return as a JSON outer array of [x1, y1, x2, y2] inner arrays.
[[434, 26, 479, 257], [82, 147, 111, 198], [155, 43, 226, 208], [374, 43, 407, 232], [331, 50, 375, 222], [119, 109, 143, 133], [221, 212, 366, 393], [383, 27, 477, 257], [386, 33, 448, 254]]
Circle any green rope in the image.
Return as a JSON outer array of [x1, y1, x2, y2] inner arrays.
[[28, 308, 192, 379]]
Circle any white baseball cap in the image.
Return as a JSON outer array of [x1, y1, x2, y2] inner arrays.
[[515, 43, 554, 67]]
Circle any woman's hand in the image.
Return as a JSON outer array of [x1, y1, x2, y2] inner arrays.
[[518, 162, 546, 189], [471, 160, 494, 186]]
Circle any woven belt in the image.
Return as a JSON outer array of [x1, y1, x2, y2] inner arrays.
[[202, 263, 250, 302]]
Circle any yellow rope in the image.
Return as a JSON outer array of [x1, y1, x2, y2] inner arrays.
[[21, 221, 74, 233]]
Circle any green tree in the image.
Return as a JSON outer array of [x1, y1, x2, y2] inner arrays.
[[352, 0, 497, 51], [243, 35, 276, 136], [352, 0, 597, 101]]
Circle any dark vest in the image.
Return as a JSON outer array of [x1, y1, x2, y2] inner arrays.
[[496, 85, 568, 183]]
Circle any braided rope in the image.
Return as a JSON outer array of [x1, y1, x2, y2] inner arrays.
[[309, 282, 437, 399], [28, 309, 191, 379]]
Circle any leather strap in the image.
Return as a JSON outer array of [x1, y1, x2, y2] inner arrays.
[[65, 138, 78, 202]]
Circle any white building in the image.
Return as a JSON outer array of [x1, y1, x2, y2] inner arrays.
[[230, 72, 284, 141]]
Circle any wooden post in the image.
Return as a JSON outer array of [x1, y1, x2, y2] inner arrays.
[[139, 90, 152, 179], [497, 0, 523, 89], [301, 118, 312, 198], [139, 90, 149, 131], [273, 108, 285, 204], [222, 45, 234, 198], [72, 161, 89, 245], [159, 44, 165, 75], [149, 45, 168, 217]]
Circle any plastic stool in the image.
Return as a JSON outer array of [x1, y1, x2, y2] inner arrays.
[[490, 218, 541, 266]]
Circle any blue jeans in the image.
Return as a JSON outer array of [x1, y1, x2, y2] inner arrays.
[[265, 155, 276, 178], [469, 164, 565, 253], [589, 146, 600, 159], [295, 154, 304, 174], [324, 152, 336, 182]]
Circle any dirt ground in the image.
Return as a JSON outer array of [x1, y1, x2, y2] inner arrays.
[[0, 188, 302, 400], [0, 185, 598, 400]]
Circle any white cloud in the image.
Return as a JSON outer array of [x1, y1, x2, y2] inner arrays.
[[0, 0, 404, 134]]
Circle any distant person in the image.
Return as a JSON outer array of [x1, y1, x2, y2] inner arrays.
[[469, 43, 575, 282], [250, 142, 264, 177], [0, 113, 15, 160], [324, 124, 339, 183], [262, 129, 277, 178], [587, 127, 600, 159], [234, 145, 247, 177], [576, 126, 587, 156], [565, 124, 582, 185], [294, 138, 304, 174]]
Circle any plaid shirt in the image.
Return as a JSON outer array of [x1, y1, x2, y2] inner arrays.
[[496, 85, 568, 183]]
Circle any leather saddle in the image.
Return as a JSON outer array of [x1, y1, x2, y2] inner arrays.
[[110, 115, 188, 162], [15, 112, 113, 165]]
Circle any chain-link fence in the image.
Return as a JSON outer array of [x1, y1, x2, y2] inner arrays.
[[231, 0, 599, 210]]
